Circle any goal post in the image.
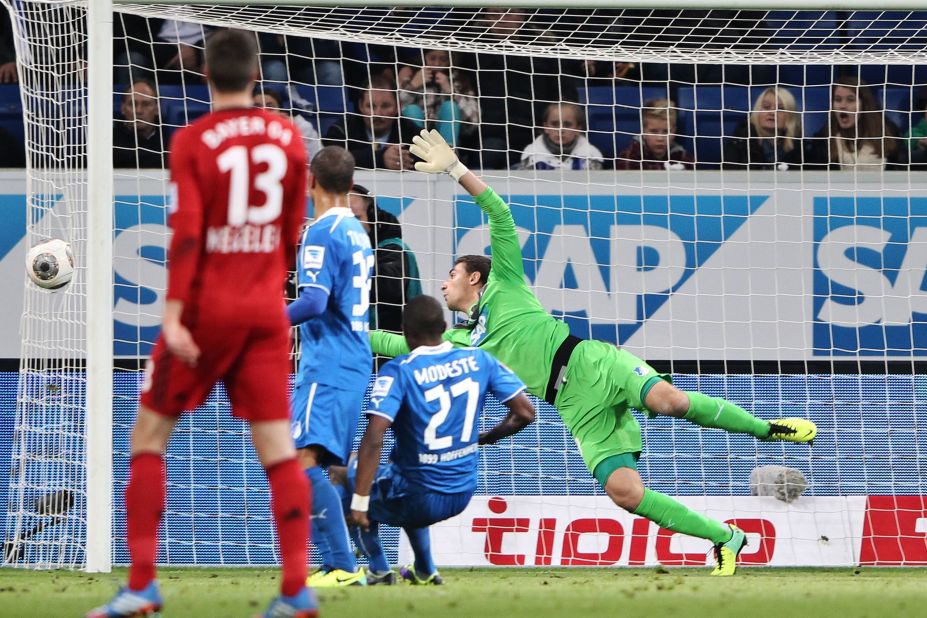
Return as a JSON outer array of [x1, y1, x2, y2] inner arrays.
[[85, 0, 114, 574], [3, 1, 927, 573]]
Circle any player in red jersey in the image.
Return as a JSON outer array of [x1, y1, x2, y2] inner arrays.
[[87, 30, 317, 618]]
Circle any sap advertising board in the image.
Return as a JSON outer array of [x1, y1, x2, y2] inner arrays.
[[0, 171, 925, 360]]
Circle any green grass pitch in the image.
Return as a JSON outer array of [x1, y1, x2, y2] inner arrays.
[[0, 567, 924, 617]]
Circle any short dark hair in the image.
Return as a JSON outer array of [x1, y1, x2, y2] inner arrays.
[[360, 75, 398, 106], [311, 146, 355, 194], [351, 183, 375, 208], [455, 255, 491, 286], [403, 295, 447, 340], [254, 86, 284, 109], [205, 30, 258, 93]]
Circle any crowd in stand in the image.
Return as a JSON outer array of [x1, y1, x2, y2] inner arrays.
[[2, 7, 927, 171]]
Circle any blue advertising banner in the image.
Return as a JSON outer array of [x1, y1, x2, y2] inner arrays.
[[3, 171, 927, 360], [813, 196, 927, 356]]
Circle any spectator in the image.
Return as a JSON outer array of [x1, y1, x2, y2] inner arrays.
[[723, 86, 803, 170], [517, 102, 604, 170], [151, 20, 210, 84], [397, 48, 479, 152], [323, 76, 420, 170], [460, 8, 580, 169], [584, 60, 639, 86], [258, 35, 344, 87], [905, 88, 927, 169], [114, 78, 167, 169], [348, 184, 421, 334], [805, 76, 907, 171], [114, 18, 211, 85], [253, 87, 322, 161], [616, 99, 694, 170], [1, 5, 17, 84]]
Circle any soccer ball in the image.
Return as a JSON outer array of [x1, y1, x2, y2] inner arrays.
[[26, 239, 74, 290]]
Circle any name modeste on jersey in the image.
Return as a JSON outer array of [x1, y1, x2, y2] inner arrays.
[[412, 355, 481, 385], [370, 367, 483, 467], [368, 345, 526, 492], [371, 355, 484, 399]]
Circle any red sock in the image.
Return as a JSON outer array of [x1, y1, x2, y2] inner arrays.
[[266, 458, 310, 596], [125, 453, 165, 591]]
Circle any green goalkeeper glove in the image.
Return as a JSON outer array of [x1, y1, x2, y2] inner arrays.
[[410, 129, 469, 180]]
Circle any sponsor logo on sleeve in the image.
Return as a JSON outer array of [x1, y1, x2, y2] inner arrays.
[[302, 245, 325, 271], [370, 376, 394, 407]]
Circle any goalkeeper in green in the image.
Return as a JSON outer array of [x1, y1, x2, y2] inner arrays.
[[373, 129, 817, 576]]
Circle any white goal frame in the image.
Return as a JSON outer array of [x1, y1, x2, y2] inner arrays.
[[10, 0, 923, 573]]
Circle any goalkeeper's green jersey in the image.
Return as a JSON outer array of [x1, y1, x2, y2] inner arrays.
[[370, 187, 570, 399]]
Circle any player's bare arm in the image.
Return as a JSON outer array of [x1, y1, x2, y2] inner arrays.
[[478, 392, 535, 445], [349, 414, 392, 530], [160, 298, 200, 367]]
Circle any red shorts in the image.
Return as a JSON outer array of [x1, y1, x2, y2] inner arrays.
[[140, 320, 291, 422]]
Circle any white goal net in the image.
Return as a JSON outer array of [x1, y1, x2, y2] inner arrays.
[[3, 2, 927, 571]]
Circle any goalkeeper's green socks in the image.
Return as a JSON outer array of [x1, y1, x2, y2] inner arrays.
[[633, 488, 731, 544], [683, 392, 770, 438]]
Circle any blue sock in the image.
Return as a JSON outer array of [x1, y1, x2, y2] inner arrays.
[[405, 527, 435, 577], [305, 468, 333, 569], [352, 522, 390, 574], [305, 466, 356, 572]]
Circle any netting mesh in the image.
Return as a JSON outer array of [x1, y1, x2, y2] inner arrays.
[[3, 0, 90, 568], [112, 6, 927, 64], [2, 3, 927, 570]]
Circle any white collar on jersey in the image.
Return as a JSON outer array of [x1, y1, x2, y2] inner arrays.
[[314, 206, 354, 221], [410, 341, 453, 355]]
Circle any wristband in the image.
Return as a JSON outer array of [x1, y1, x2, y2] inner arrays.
[[351, 493, 370, 512], [447, 161, 469, 181]]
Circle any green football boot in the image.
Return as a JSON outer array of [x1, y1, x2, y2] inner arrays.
[[766, 418, 817, 443], [711, 525, 747, 576]]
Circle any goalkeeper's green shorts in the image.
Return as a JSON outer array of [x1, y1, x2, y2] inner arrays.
[[553, 340, 670, 476]]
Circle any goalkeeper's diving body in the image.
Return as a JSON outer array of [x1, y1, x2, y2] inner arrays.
[[372, 129, 818, 576]]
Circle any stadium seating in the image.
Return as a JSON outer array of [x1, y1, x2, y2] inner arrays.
[[845, 11, 927, 51], [796, 85, 832, 138], [764, 11, 840, 51], [675, 86, 756, 168], [881, 86, 915, 134], [774, 65, 836, 87], [293, 84, 353, 137], [0, 85, 23, 144]]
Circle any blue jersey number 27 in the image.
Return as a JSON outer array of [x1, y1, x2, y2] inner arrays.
[[423, 378, 479, 450]]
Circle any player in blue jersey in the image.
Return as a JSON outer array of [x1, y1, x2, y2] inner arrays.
[[342, 295, 535, 585], [288, 146, 374, 587]]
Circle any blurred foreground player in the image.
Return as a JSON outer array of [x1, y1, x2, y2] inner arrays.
[[87, 29, 315, 618]]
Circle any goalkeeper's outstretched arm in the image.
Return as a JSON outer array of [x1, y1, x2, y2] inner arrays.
[[410, 129, 485, 197], [411, 129, 526, 285]]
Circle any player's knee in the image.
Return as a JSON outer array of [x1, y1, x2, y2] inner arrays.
[[129, 406, 175, 455], [645, 383, 689, 418], [603, 469, 644, 511]]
